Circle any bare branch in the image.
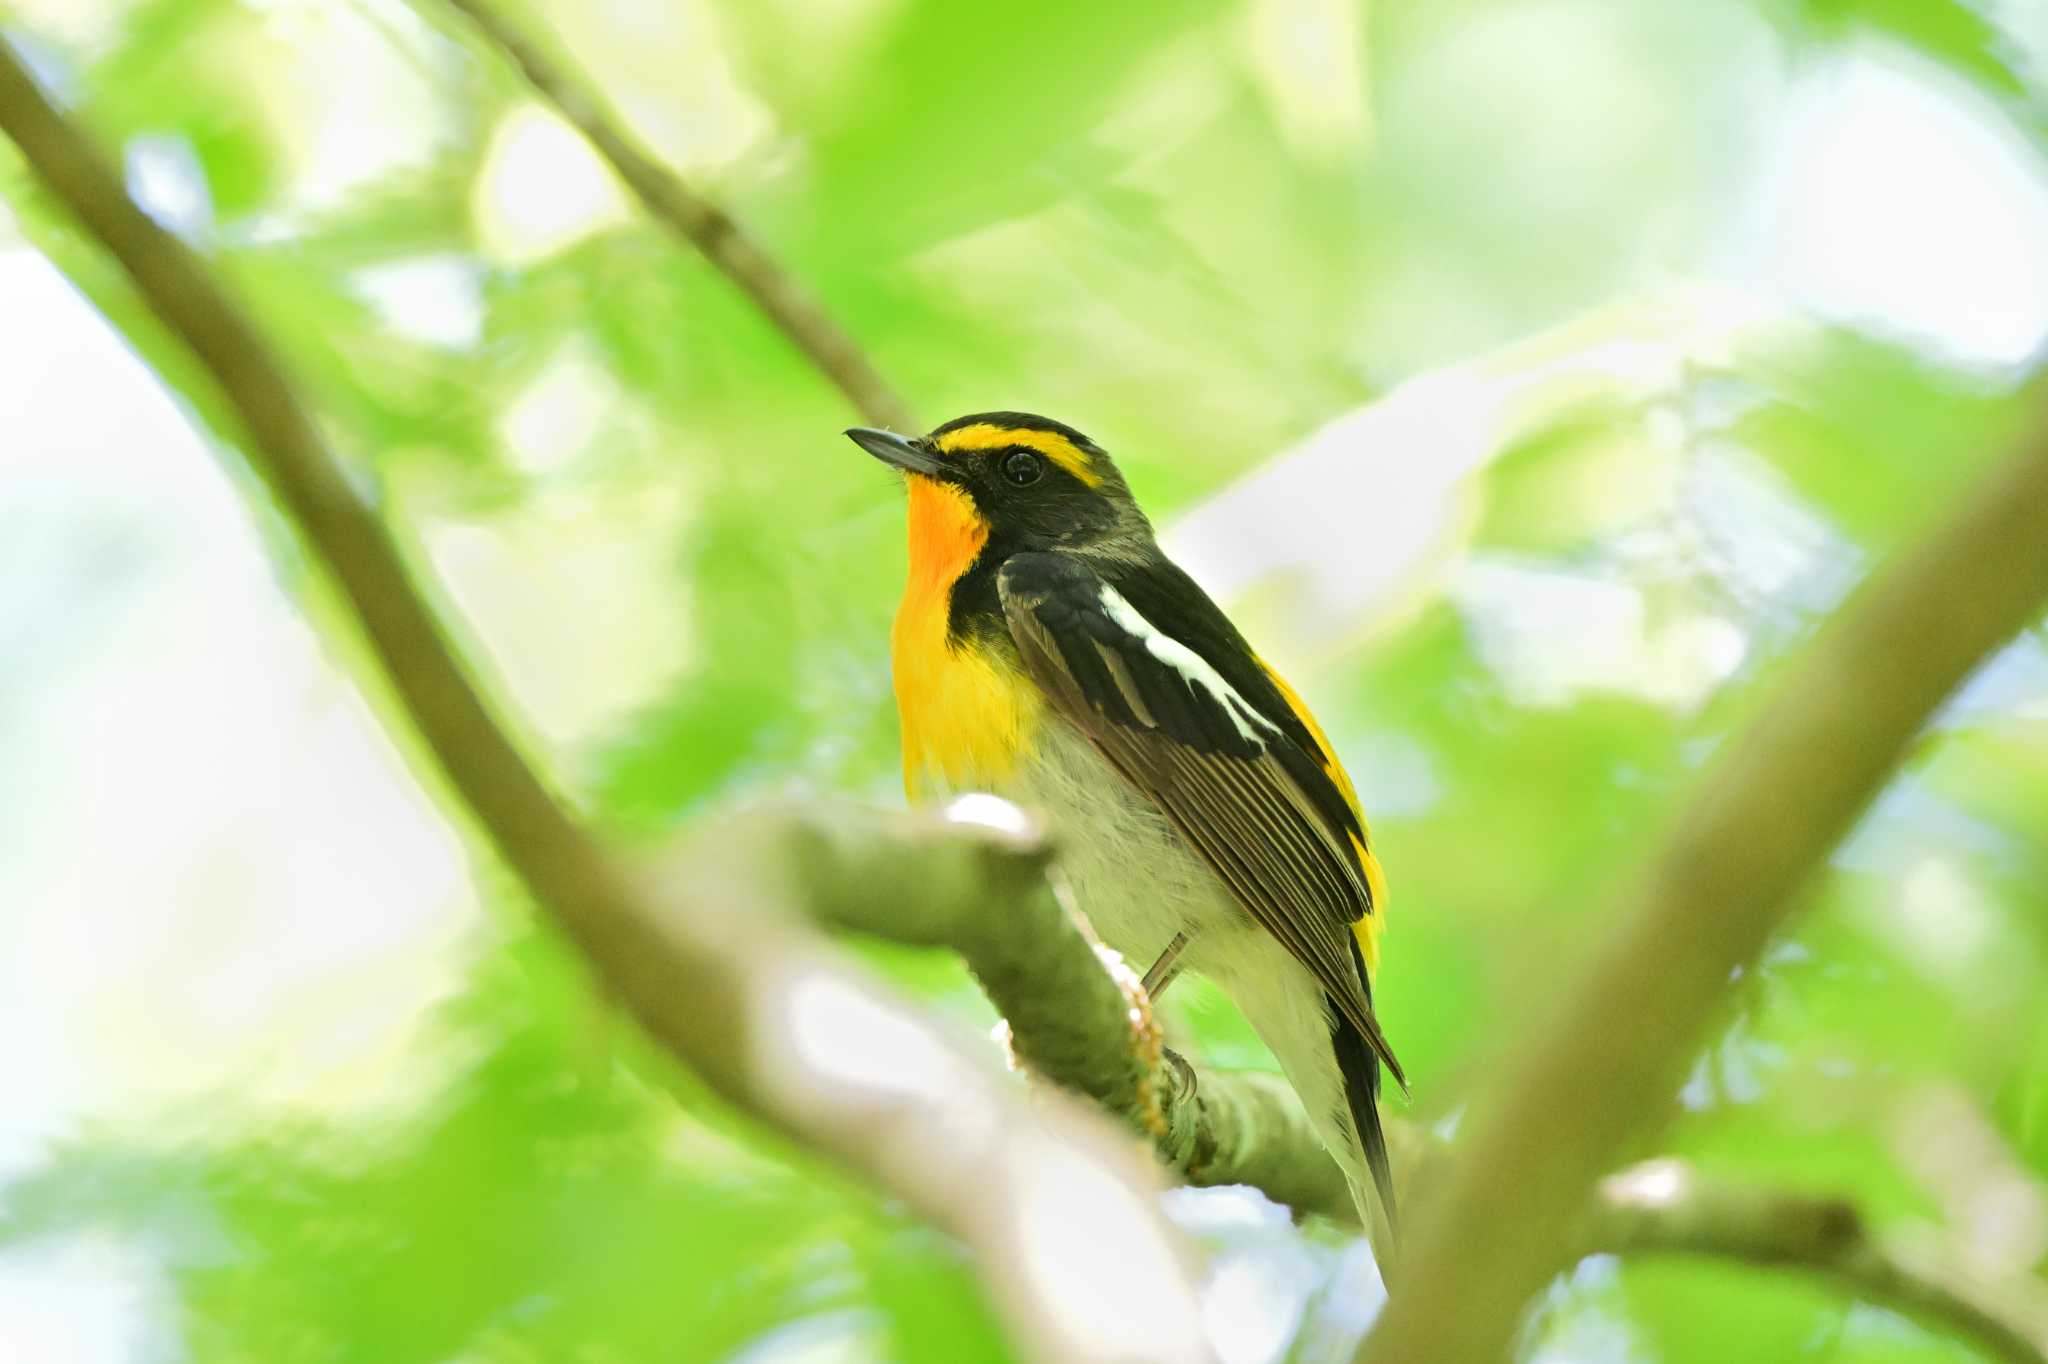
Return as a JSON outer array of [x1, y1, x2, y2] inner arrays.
[[1358, 401, 2048, 1363], [430, 0, 919, 434], [0, 42, 1208, 1364]]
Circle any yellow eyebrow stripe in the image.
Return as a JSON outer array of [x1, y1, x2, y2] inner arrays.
[[931, 424, 1103, 488]]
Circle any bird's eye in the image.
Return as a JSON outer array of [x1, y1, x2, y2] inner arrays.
[[1002, 450, 1044, 486]]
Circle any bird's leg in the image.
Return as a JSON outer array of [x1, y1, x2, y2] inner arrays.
[[1141, 931, 1191, 1001]]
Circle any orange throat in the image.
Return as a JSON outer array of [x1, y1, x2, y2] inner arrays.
[[890, 478, 1039, 797]]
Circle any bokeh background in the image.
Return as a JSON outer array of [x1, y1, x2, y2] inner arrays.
[[4, 0, 2048, 1359]]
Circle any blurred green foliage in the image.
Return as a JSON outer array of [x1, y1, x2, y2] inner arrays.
[[2, 938, 1013, 1362], [3, 0, 2047, 1359]]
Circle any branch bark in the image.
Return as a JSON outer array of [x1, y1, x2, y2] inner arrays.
[[785, 798, 1371, 1221], [430, 0, 919, 434], [0, 42, 1208, 1364], [1358, 404, 2048, 1363]]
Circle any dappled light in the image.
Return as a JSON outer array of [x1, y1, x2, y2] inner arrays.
[[4, 0, 2048, 1360]]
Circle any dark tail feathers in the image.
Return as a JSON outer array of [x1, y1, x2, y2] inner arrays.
[[1330, 939, 1400, 1276]]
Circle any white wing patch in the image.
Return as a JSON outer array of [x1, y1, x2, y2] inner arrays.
[[1096, 584, 1277, 745]]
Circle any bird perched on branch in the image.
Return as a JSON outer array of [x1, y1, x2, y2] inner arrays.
[[848, 413, 1403, 1267]]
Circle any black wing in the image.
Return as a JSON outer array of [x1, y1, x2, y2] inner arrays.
[[997, 551, 1402, 1085]]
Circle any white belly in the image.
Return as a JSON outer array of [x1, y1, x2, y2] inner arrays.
[[962, 719, 1366, 1187], [1008, 719, 1232, 964]]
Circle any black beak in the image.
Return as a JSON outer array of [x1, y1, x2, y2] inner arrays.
[[846, 427, 947, 477]]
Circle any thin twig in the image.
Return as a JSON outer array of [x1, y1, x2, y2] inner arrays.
[[0, 42, 1207, 1364], [1358, 397, 2048, 1363], [1591, 1161, 2048, 1364], [431, 0, 919, 434]]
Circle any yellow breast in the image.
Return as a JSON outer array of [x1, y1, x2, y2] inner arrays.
[[891, 479, 1042, 797]]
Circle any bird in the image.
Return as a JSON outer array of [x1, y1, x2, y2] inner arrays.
[[846, 411, 1403, 1267]]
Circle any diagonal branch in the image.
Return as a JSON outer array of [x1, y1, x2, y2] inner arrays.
[[0, 41, 1207, 1364], [430, 0, 919, 434], [1358, 396, 2048, 1364]]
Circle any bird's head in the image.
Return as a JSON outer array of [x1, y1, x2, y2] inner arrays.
[[846, 411, 1152, 558]]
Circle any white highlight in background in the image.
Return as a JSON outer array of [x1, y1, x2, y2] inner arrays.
[[473, 104, 632, 267], [1740, 46, 2048, 370]]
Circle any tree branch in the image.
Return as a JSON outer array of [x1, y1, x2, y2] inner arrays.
[[1590, 1161, 2048, 1364], [0, 41, 1210, 1364], [782, 798, 1370, 1222], [1358, 401, 2048, 1363], [780, 800, 2048, 1364], [429, 0, 919, 434]]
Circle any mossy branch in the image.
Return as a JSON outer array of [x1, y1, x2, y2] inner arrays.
[[779, 804, 2048, 1364], [780, 800, 1368, 1219], [649, 803, 2048, 1362]]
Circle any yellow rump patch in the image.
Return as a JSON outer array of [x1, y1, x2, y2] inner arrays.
[[1260, 658, 1388, 975], [1353, 848, 1387, 975], [1260, 663, 1363, 816], [931, 423, 1104, 488]]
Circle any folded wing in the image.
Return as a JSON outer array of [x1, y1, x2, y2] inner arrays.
[[996, 551, 1402, 1085]]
